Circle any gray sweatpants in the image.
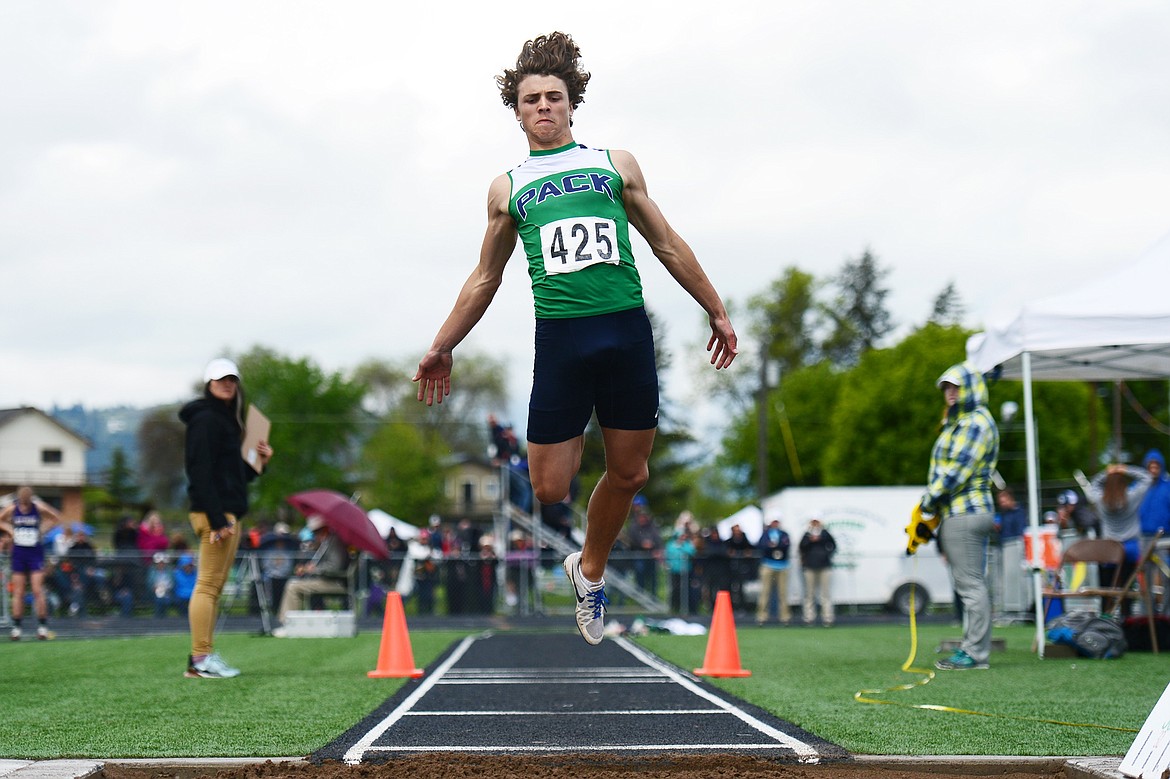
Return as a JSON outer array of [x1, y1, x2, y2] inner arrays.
[[938, 511, 994, 663]]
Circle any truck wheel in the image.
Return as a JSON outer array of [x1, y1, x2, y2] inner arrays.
[[891, 583, 929, 616]]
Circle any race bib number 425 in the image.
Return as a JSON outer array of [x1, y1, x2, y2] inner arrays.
[[540, 217, 619, 275]]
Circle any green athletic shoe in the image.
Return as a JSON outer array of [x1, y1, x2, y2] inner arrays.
[[934, 649, 989, 670]]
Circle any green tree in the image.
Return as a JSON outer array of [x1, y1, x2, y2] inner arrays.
[[136, 405, 186, 509], [927, 281, 966, 326], [359, 421, 446, 523], [1114, 380, 1170, 466], [750, 266, 819, 374], [991, 379, 1097, 489], [105, 447, 140, 507], [356, 352, 509, 461], [820, 248, 893, 367], [719, 361, 843, 493], [822, 324, 970, 485], [234, 347, 369, 515]]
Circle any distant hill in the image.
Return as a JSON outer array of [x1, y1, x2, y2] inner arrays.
[[50, 404, 163, 480]]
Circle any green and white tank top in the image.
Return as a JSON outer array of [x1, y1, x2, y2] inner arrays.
[[507, 142, 644, 319]]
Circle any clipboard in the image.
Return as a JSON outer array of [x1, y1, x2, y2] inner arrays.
[[241, 405, 271, 473]]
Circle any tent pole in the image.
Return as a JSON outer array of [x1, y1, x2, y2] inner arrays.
[[1021, 352, 1046, 657]]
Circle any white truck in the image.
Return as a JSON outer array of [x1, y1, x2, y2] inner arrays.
[[721, 485, 953, 615]]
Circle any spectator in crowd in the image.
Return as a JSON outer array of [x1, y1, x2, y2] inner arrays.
[[148, 552, 177, 618], [427, 516, 445, 552], [1139, 449, 1170, 542], [664, 527, 698, 614], [0, 486, 62, 640], [259, 521, 296, 614], [799, 516, 837, 626], [697, 525, 729, 612], [137, 512, 170, 564], [488, 414, 519, 465], [113, 515, 139, 552], [271, 516, 351, 636], [60, 526, 100, 617], [180, 356, 273, 678], [993, 488, 1028, 543], [413, 529, 439, 615], [627, 498, 663, 597], [504, 530, 536, 612], [1139, 449, 1170, 612], [1056, 489, 1098, 537], [724, 523, 755, 614], [1086, 463, 1153, 617], [52, 523, 76, 557], [921, 361, 999, 671], [756, 517, 792, 626], [172, 554, 197, 616], [110, 514, 145, 615], [508, 457, 533, 514], [470, 535, 498, 614]]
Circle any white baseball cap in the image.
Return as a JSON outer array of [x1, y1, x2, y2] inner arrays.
[[203, 357, 240, 383]]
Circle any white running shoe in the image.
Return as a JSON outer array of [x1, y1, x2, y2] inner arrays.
[[36, 625, 53, 641], [10, 626, 21, 641], [563, 552, 609, 646], [186, 652, 241, 678]]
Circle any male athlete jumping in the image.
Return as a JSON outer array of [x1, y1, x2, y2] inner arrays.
[[414, 32, 737, 644]]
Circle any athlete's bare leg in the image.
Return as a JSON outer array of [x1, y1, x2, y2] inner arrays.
[[30, 570, 48, 619], [10, 574, 27, 620], [529, 427, 655, 582]]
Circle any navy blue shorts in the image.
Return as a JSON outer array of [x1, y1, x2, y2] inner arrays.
[[527, 307, 659, 445], [11, 545, 45, 574]]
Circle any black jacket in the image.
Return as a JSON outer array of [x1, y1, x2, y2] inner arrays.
[[180, 397, 257, 530], [799, 529, 836, 571]]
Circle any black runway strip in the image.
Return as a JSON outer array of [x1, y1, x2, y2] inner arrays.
[[313, 631, 849, 764]]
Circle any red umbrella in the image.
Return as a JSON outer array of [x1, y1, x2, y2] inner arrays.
[[286, 490, 389, 560]]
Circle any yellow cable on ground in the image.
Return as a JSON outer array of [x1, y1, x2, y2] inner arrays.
[[852, 569, 1138, 734]]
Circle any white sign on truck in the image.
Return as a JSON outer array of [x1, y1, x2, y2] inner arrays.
[[721, 485, 953, 615]]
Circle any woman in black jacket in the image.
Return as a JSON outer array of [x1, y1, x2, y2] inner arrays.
[[179, 357, 272, 678]]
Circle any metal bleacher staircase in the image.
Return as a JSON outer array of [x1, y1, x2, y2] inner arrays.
[[500, 500, 668, 614]]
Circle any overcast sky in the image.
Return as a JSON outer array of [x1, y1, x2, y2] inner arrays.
[[3, 1, 1169, 441]]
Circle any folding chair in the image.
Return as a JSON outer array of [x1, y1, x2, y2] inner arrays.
[[1041, 531, 1162, 654]]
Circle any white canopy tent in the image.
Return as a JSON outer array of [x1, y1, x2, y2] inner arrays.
[[968, 229, 1170, 655], [367, 508, 420, 541]]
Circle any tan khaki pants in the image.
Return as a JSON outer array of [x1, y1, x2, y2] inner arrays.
[[277, 577, 348, 624], [188, 512, 241, 656], [756, 565, 791, 624]]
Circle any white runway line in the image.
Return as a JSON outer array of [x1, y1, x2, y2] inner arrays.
[[344, 633, 822, 764], [614, 636, 821, 763], [342, 635, 477, 765]]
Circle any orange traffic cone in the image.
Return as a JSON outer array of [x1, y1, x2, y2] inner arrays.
[[694, 589, 751, 677], [368, 591, 424, 678]]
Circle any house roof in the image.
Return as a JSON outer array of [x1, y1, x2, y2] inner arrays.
[[0, 407, 93, 448]]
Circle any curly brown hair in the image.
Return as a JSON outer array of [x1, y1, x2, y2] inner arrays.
[[496, 31, 591, 110]]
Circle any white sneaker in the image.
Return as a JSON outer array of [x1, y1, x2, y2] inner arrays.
[[563, 552, 608, 646], [10, 626, 21, 641], [36, 626, 53, 641], [186, 652, 241, 678], [271, 626, 288, 638]]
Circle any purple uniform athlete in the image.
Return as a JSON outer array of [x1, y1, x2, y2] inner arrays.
[[1, 486, 61, 640]]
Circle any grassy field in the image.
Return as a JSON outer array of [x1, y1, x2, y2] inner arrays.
[[0, 622, 1163, 759]]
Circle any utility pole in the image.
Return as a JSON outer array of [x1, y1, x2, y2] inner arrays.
[[756, 350, 771, 504]]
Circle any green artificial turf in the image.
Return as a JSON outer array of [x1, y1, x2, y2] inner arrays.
[[0, 623, 1164, 759], [0, 631, 463, 759], [639, 622, 1166, 757]]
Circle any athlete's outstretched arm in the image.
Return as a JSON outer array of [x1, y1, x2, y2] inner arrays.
[[613, 150, 738, 369], [413, 174, 518, 405]]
